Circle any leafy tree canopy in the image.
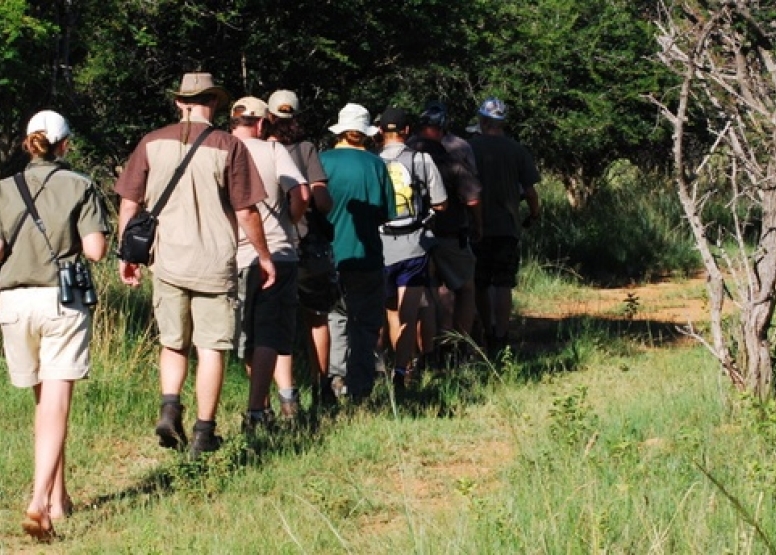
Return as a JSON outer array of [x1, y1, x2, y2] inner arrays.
[[0, 0, 673, 199]]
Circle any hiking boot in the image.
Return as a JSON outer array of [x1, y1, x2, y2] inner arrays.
[[190, 427, 223, 459], [392, 369, 407, 394], [330, 375, 347, 399], [279, 393, 300, 421], [374, 350, 388, 376], [241, 409, 276, 436], [155, 403, 187, 450]]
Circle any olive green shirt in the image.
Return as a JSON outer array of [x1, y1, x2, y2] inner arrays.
[[0, 159, 109, 290]]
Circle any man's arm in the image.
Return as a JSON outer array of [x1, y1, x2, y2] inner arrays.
[[117, 197, 143, 286], [310, 182, 333, 213], [467, 200, 483, 243], [288, 184, 310, 225], [522, 185, 540, 228], [82, 232, 107, 262], [424, 154, 447, 212], [236, 205, 276, 289]]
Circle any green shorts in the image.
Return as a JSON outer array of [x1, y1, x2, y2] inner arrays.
[[152, 276, 237, 351]]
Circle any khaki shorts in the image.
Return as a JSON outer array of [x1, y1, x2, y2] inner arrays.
[[0, 287, 91, 388], [152, 276, 237, 351], [432, 236, 476, 291]]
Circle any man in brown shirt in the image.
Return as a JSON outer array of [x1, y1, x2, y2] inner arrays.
[[115, 73, 275, 458]]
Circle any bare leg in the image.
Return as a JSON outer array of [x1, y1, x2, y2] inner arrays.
[[26, 380, 74, 536], [304, 310, 330, 389], [417, 302, 436, 359], [454, 280, 476, 337], [248, 345, 278, 412], [492, 286, 513, 339], [194, 348, 225, 421], [273, 354, 294, 390], [159, 346, 188, 396], [474, 285, 492, 342], [436, 284, 455, 333], [48, 454, 71, 520], [392, 285, 424, 369]]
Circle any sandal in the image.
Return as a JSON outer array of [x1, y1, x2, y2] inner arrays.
[[22, 510, 55, 542]]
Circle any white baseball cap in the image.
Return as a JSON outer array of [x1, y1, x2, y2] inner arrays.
[[231, 96, 268, 117], [267, 90, 299, 119], [26, 110, 71, 144]]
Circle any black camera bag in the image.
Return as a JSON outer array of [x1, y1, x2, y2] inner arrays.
[[118, 210, 157, 264], [119, 126, 214, 264]]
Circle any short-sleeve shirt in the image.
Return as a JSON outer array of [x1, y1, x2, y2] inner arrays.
[[285, 141, 327, 185], [235, 138, 307, 267], [378, 143, 448, 266], [468, 134, 540, 239], [319, 146, 396, 272], [283, 141, 328, 239], [442, 132, 478, 175], [0, 159, 109, 290], [407, 137, 480, 236], [115, 117, 267, 293]]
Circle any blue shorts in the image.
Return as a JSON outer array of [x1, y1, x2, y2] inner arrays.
[[384, 255, 429, 300]]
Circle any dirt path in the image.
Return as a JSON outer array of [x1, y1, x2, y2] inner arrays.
[[513, 277, 724, 353], [528, 277, 713, 324]]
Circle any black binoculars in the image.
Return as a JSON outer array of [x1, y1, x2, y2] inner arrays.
[[58, 260, 98, 306]]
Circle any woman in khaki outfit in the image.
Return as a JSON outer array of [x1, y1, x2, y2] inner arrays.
[[0, 111, 108, 540]]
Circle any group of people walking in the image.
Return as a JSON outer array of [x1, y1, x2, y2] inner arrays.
[[0, 71, 539, 541]]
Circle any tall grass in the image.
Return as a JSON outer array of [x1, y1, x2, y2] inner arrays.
[[1, 251, 775, 553]]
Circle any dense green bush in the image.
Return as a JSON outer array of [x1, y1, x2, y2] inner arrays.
[[523, 162, 702, 284]]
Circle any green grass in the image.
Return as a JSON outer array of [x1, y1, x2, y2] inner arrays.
[[1, 262, 775, 553]]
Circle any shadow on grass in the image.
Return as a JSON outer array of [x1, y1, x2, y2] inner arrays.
[[514, 314, 694, 380], [75, 312, 697, 524]]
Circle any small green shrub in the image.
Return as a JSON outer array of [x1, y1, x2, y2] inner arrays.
[[548, 385, 600, 449]]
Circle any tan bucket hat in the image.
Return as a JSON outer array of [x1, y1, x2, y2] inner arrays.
[[172, 72, 230, 110]]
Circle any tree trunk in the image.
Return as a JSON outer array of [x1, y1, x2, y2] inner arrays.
[[653, 1, 776, 398], [740, 185, 776, 397]]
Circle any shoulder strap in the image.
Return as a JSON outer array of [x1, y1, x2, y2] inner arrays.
[[11, 170, 60, 262], [149, 126, 215, 218]]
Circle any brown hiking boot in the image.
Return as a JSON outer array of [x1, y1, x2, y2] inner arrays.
[[242, 409, 276, 436], [279, 390, 300, 420], [190, 424, 223, 459], [155, 403, 187, 450]]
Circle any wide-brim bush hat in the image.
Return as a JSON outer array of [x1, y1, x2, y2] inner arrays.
[[171, 72, 230, 111], [328, 103, 378, 136]]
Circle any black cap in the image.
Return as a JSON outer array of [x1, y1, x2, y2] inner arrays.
[[379, 107, 408, 132]]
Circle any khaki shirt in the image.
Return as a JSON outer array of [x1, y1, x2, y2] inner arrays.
[[0, 159, 109, 290], [115, 118, 267, 293]]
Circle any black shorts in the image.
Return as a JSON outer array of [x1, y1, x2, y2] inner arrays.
[[472, 236, 520, 288], [298, 268, 340, 315]]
